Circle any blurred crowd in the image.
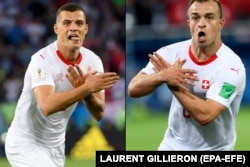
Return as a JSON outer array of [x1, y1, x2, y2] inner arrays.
[[126, 0, 250, 27], [0, 0, 125, 101], [0, 0, 125, 148]]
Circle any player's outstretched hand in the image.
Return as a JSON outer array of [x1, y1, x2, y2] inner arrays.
[[149, 52, 199, 91], [84, 67, 119, 93], [66, 65, 119, 93]]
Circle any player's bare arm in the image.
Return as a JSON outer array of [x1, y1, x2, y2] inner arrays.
[[172, 90, 226, 125], [66, 65, 119, 120], [83, 92, 104, 121], [151, 52, 226, 125], [128, 52, 198, 98], [34, 85, 90, 116], [34, 65, 119, 118], [128, 71, 163, 98]]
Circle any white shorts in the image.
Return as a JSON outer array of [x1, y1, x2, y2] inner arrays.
[[5, 132, 65, 167]]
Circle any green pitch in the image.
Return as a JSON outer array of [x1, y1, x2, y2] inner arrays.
[[0, 157, 95, 167], [126, 104, 250, 150], [0, 105, 249, 167]]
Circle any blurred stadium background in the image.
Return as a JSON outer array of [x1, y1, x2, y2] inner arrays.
[[0, 0, 125, 166], [126, 0, 250, 150]]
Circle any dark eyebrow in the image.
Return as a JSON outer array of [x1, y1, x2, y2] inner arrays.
[[205, 13, 216, 16], [62, 19, 85, 23], [76, 20, 84, 23], [190, 12, 216, 17], [191, 12, 199, 16], [62, 19, 72, 22]]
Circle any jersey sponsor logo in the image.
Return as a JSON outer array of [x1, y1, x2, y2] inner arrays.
[[202, 80, 210, 89], [230, 67, 239, 74], [39, 54, 45, 60], [219, 82, 236, 99], [35, 67, 46, 81]]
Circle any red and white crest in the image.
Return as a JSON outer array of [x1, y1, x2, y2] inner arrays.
[[202, 80, 210, 89]]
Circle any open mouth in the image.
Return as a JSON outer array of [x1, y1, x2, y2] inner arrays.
[[68, 34, 80, 41], [198, 31, 205, 37], [198, 31, 206, 42]]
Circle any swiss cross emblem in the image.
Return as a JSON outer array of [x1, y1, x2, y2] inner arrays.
[[202, 80, 210, 89]]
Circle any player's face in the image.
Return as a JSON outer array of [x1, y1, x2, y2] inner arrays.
[[187, 1, 225, 48], [54, 10, 88, 50]]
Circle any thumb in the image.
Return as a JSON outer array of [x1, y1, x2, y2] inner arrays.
[[179, 59, 187, 68], [87, 66, 92, 73], [87, 66, 98, 75], [174, 58, 186, 68]]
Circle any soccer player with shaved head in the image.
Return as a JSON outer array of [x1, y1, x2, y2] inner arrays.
[[128, 0, 246, 150], [5, 3, 119, 166]]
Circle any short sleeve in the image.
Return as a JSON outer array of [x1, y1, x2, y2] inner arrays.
[[29, 54, 55, 89], [206, 64, 246, 108], [91, 55, 104, 73], [141, 46, 177, 74]]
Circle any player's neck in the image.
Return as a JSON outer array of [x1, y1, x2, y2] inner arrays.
[[191, 40, 222, 62], [57, 46, 80, 63]]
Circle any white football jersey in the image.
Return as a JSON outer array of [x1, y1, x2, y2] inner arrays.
[[6, 41, 104, 147], [142, 39, 246, 150]]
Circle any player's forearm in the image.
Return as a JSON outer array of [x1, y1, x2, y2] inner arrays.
[[83, 92, 105, 121], [171, 89, 221, 125], [38, 85, 93, 116], [128, 72, 162, 98]]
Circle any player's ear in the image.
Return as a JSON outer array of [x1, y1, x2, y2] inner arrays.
[[54, 24, 58, 34], [187, 19, 190, 26], [219, 18, 226, 31], [84, 24, 89, 34]]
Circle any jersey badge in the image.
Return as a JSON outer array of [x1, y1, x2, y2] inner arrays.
[[202, 80, 210, 89], [35, 67, 46, 81], [219, 82, 236, 99]]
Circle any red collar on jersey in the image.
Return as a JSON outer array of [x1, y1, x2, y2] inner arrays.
[[56, 50, 82, 65], [189, 46, 217, 65]]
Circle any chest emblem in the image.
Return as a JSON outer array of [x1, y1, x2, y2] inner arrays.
[[202, 80, 210, 89], [53, 73, 64, 82]]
